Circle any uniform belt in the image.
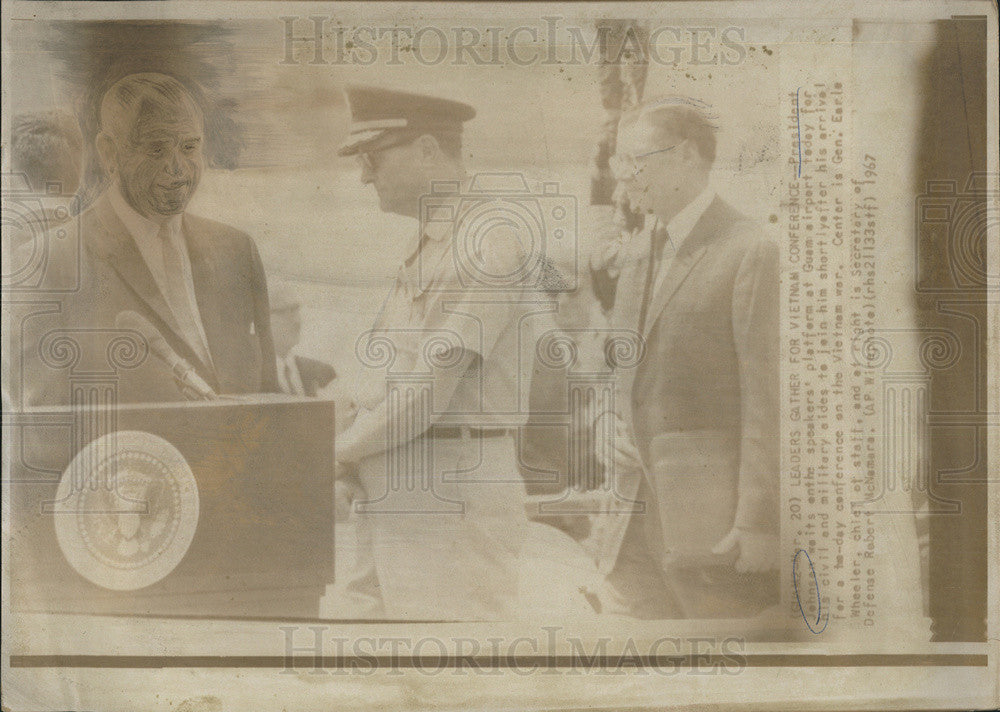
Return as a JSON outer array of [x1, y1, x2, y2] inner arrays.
[[432, 426, 510, 439]]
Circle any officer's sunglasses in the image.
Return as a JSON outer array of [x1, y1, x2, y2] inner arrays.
[[358, 133, 419, 172]]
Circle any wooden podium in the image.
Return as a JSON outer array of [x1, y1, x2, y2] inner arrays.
[[8, 396, 335, 618]]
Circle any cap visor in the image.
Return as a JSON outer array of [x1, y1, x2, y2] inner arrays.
[[337, 128, 391, 157]]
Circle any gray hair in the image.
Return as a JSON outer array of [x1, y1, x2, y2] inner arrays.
[[99, 73, 202, 143]]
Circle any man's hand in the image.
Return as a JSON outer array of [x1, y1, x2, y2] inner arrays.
[[594, 410, 644, 475], [334, 397, 358, 433], [335, 473, 364, 521], [712, 527, 779, 573]]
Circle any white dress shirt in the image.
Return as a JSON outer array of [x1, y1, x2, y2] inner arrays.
[[108, 187, 213, 368], [276, 352, 305, 396]]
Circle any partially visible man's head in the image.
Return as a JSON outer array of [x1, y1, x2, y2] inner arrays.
[[357, 128, 463, 218], [614, 98, 718, 219], [96, 73, 204, 220], [339, 85, 474, 219], [11, 110, 83, 195]]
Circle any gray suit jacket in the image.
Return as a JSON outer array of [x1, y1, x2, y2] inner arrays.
[[597, 196, 779, 574], [16, 192, 278, 407]]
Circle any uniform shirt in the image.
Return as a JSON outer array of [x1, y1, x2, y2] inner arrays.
[[337, 206, 534, 464], [107, 187, 213, 368]]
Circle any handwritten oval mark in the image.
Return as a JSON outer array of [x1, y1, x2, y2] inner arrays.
[[792, 549, 829, 634]]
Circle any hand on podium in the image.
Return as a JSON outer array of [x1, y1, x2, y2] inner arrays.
[[322, 380, 358, 434], [335, 397, 358, 433], [334, 471, 364, 521]]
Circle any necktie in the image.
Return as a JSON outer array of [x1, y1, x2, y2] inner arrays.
[[650, 224, 677, 301], [158, 222, 212, 369], [401, 233, 432, 320], [652, 223, 674, 264], [639, 222, 672, 331]]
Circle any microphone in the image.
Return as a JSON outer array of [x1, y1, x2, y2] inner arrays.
[[115, 310, 218, 400]]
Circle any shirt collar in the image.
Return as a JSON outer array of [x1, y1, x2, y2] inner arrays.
[[107, 185, 182, 244], [398, 208, 452, 268], [663, 185, 715, 251], [422, 208, 454, 243], [400, 207, 453, 276]]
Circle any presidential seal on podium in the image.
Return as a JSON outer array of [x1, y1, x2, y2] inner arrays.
[[53, 431, 200, 591]]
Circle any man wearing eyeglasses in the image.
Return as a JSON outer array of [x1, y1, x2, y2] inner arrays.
[[592, 97, 780, 619], [328, 85, 532, 620]]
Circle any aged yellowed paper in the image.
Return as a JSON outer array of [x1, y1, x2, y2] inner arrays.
[[2, 1, 997, 710]]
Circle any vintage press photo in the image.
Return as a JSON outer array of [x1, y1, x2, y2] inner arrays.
[[1, 1, 997, 710]]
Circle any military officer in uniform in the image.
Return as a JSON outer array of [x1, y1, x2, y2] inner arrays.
[[331, 85, 534, 620]]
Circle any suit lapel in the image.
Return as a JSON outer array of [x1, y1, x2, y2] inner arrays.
[[181, 216, 221, 388], [612, 222, 653, 408], [89, 196, 187, 345], [615, 222, 653, 335], [639, 198, 732, 340], [641, 244, 708, 340], [89, 195, 216, 384]]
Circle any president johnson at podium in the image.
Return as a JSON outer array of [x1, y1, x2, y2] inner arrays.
[[17, 72, 278, 407]]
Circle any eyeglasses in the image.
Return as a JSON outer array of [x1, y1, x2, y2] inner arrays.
[[609, 142, 682, 179], [358, 134, 418, 173]]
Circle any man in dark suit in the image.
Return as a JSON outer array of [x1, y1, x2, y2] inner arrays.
[[593, 97, 779, 618], [17, 73, 277, 406], [268, 281, 336, 397]]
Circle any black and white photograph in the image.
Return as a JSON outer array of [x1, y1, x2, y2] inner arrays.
[[1, 1, 996, 710]]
